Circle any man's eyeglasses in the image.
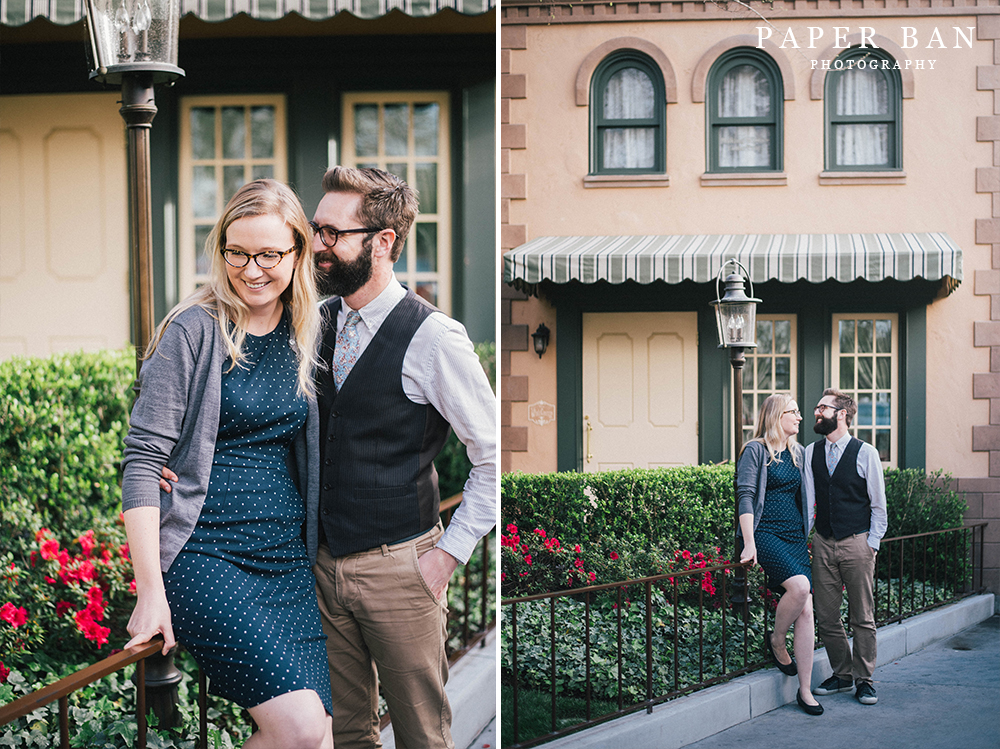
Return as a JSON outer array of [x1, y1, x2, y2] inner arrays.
[[309, 221, 383, 248], [221, 247, 296, 269], [814, 404, 840, 415]]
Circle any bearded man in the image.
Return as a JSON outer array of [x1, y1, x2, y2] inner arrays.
[[801, 388, 887, 707]]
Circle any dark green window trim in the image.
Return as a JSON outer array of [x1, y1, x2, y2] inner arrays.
[[590, 51, 666, 176], [824, 47, 902, 171], [706, 48, 783, 173]]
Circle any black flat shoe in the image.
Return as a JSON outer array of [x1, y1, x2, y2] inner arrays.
[[797, 691, 824, 715], [765, 630, 797, 676]]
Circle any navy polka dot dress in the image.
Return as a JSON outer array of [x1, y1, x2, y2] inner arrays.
[[755, 449, 812, 593], [163, 313, 333, 715]]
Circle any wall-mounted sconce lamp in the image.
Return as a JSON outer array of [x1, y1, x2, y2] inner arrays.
[[531, 323, 550, 358]]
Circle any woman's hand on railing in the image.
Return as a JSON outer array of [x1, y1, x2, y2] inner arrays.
[[125, 589, 176, 656]]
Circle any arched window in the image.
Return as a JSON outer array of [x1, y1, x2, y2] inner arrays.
[[825, 47, 902, 170], [706, 48, 783, 172], [590, 51, 666, 175]]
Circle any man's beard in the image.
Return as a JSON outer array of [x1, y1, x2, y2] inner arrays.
[[315, 237, 374, 298], [813, 414, 837, 435]]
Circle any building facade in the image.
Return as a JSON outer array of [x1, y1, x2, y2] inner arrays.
[[1, 0, 496, 359], [501, 0, 999, 596]]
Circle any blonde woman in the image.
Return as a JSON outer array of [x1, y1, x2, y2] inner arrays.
[[736, 393, 822, 716], [120, 180, 333, 748]]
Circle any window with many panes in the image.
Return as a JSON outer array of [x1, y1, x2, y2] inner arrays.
[[825, 48, 902, 170], [832, 313, 898, 466], [590, 51, 666, 174], [740, 315, 798, 447], [341, 92, 450, 313], [707, 49, 783, 172], [179, 96, 287, 295]]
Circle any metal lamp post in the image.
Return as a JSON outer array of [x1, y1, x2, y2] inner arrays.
[[85, 0, 184, 376], [85, 0, 185, 726], [710, 259, 760, 607]]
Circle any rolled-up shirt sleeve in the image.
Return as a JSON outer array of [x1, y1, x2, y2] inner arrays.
[[404, 316, 497, 565], [857, 443, 888, 551]]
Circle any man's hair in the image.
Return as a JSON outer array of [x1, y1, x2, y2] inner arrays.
[[823, 387, 857, 427], [321, 166, 418, 262]]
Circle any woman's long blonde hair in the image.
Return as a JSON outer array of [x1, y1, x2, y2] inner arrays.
[[739, 393, 802, 467], [146, 179, 320, 398]]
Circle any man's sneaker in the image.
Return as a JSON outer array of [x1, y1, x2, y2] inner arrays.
[[813, 675, 853, 695], [856, 682, 878, 705]]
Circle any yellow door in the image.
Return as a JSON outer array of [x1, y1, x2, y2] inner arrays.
[[582, 312, 699, 471], [0, 94, 129, 360]]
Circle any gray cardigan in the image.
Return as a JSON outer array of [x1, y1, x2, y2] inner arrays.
[[735, 440, 813, 540], [121, 305, 319, 571]]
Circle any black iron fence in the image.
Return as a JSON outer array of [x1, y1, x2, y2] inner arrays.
[[0, 493, 495, 745], [501, 524, 988, 748]]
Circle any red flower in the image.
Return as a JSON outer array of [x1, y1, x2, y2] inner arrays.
[[574, 558, 584, 569], [74, 609, 110, 648], [533, 528, 546, 538], [0, 603, 28, 628], [505, 524, 518, 535], [682, 550, 692, 561], [588, 572, 596, 582], [520, 544, 529, 554], [573, 545, 581, 553], [40, 538, 60, 561], [0, 661, 8, 683], [524, 554, 533, 566], [77, 530, 96, 558], [501, 573, 507, 581], [55, 601, 75, 618], [609, 551, 619, 560], [34, 528, 51, 543], [44, 576, 57, 585], [128, 579, 137, 595]]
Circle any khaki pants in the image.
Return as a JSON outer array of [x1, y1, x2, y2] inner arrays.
[[313, 523, 453, 749], [811, 531, 877, 685]]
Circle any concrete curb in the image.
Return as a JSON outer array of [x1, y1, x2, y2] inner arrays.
[[542, 593, 996, 749], [382, 627, 497, 749]]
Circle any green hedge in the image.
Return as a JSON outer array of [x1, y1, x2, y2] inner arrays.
[[501, 464, 735, 556], [1, 350, 135, 537], [501, 463, 970, 598]]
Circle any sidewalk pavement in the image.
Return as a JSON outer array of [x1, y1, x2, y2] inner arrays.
[[542, 593, 997, 749], [381, 627, 497, 749], [683, 613, 1000, 749]]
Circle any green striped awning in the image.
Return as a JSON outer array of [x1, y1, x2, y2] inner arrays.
[[503, 233, 963, 293]]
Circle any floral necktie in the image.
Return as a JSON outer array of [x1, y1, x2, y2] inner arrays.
[[332, 310, 362, 391], [826, 442, 839, 476]]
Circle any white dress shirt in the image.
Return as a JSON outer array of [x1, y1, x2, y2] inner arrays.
[[334, 276, 497, 564], [802, 432, 888, 551]]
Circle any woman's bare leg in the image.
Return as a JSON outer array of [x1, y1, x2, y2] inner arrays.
[[244, 689, 333, 749]]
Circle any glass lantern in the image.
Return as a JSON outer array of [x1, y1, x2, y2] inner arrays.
[[710, 261, 761, 349], [85, 0, 184, 85]]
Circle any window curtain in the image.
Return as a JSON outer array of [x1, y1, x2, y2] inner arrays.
[[717, 65, 772, 168], [834, 68, 889, 166], [602, 67, 655, 169]]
